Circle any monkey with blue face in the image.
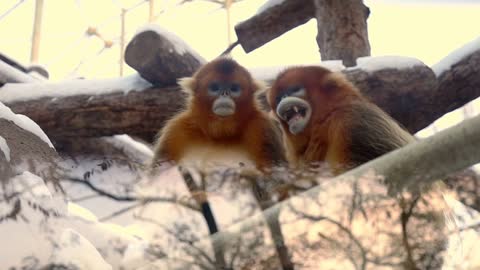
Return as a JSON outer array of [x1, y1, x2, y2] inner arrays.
[[151, 57, 286, 170]]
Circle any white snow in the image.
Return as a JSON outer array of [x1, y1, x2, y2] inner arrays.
[[0, 136, 10, 161], [0, 170, 150, 270], [348, 56, 425, 73], [432, 36, 480, 77], [49, 228, 113, 270], [256, 0, 286, 15], [0, 102, 54, 148], [104, 134, 154, 163], [0, 73, 151, 103], [250, 60, 346, 82], [0, 60, 38, 83], [135, 24, 206, 64]]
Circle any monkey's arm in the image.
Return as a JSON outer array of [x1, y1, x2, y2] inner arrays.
[[245, 116, 287, 169], [151, 114, 192, 168]]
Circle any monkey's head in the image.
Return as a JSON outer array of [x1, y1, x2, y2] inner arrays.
[[267, 66, 360, 136], [179, 58, 263, 119]]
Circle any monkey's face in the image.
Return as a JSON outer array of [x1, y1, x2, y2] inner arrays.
[[268, 66, 334, 135], [273, 86, 312, 135], [207, 80, 242, 117], [181, 58, 256, 119]]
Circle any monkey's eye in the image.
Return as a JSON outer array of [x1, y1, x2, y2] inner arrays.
[[208, 82, 221, 93], [275, 94, 287, 106], [230, 84, 241, 93]]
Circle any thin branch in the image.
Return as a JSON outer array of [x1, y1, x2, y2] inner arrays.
[[63, 177, 199, 211], [219, 40, 240, 56], [98, 202, 144, 222]]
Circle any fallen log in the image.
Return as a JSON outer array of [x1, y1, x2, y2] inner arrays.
[[234, 0, 315, 53], [125, 25, 206, 86], [0, 59, 448, 143]]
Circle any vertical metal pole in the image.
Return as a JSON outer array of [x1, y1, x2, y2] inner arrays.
[[225, 0, 232, 45], [149, 0, 155, 22], [120, 8, 126, 76], [31, 0, 44, 63]]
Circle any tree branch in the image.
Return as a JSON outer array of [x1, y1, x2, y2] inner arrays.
[[63, 177, 199, 211]]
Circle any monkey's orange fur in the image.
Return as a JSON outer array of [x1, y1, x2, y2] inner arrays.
[[267, 66, 413, 173], [152, 58, 285, 169]]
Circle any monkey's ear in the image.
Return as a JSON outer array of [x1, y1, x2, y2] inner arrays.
[[177, 77, 196, 94]]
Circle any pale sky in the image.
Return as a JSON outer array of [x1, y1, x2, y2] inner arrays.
[[0, 0, 479, 81]]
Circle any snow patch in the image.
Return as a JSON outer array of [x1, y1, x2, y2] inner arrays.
[[0, 136, 10, 161], [348, 56, 425, 73], [256, 0, 286, 15], [135, 24, 206, 64], [0, 102, 54, 148], [50, 228, 112, 270], [105, 134, 154, 163], [432, 36, 480, 77], [0, 73, 151, 103]]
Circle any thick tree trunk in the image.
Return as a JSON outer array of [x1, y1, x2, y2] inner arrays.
[[314, 0, 371, 66]]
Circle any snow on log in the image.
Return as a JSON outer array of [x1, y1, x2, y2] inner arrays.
[[1, 84, 185, 144], [0, 74, 151, 103], [431, 37, 480, 123], [0, 102, 58, 181], [234, 0, 315, 53], [344, 56, 437, 133], [0, 60, 39, 85], [125, 25, 206, 86]]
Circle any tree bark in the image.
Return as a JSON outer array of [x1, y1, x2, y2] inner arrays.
[[234, 0, 315, 53], [3, 86, 186, 144], [344, 64, 438, 134], [125, 29, 205, 86], [313, 0, 370, 66]]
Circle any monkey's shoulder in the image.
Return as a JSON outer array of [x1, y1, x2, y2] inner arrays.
[[344, 100, 414, 165]]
